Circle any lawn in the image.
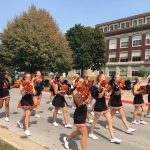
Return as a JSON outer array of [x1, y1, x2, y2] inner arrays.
[[0, 139, 18, 150]]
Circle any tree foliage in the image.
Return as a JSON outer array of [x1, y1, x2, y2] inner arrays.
[[0, 5, 72, 73], [66, 24, 105, 76]]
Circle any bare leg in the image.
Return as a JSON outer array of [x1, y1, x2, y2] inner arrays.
[[90, 114, 100, 134], [110, 109, 117, 119], [140, 105, 146, 121], [62, 105, 68, 124], [118, 108, 129, 129], [133, 106, 139, 121], [24, 109, 31, 130], [104, 112, 114, 138], [4, 97, 10, 117], [67, 129, 80, 141], [78, 126, 88, 150], [53, 107, 59, 122], [147, 106, 150, 115], [0, 99, 4, 109]]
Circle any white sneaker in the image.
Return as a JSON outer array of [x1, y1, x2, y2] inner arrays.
[[132, 120, 140, 125], [17, 121, 24, 129], [88, 119, 93, 124], [52, 108, 55, 112], [63, 137, 69, 149], [116, 111, 119, 114], [5, 117, 9, 122], [145, 115, 150, 118], [126, 128, 136, 134], [139, 120, 147, 125], [50, 102, 52, 105], [89, 133, 99, 140], [111, 137, 122, 144], [24, 130, 31, 136], [53, 122, 59, 127], [65, 124, 72, 128], [90, 111, 95, 116], [35, 114, 40, 118], [58, 110, 62, 115]]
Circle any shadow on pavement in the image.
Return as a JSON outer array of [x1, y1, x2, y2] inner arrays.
[[47, 117, 64, 126], [59, 133, 79, 150]]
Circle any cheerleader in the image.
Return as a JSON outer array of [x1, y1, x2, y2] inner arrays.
[[109, 74, 136, 133], [32, 71, 44, 118], [17, 73, 35, 136], [52, 75, 72, 128], [146, 77, 150, 118], [89, 74, 122, 143], [0, 71, 10, 122], [63, 77, 89, 150], [132, 77, 147, 124]]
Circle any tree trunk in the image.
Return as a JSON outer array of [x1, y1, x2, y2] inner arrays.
[[80, 68, 84, 77]]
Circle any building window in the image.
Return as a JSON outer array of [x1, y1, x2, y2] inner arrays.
[[120, 52, 128, 62], [120, 37, 129, 48], [132, 51, 141, 61], [132, 71, 139, 76], [100, 28, 104, 32], [109, 53, 116, 62], [114, 24, 118, 30], [104, 27, 107, 32], [132, 35, 142, 47], [132, 20, 138, 27], [139, 19, 143, 25], [146, 33, 150, 45], [110, 25, 113, 31], [126, 22, 130, 28], [146, 17, 150, 24], [109, 70, 116, 76], [109, 39, 117, 49], [121, 23, 125, 29], [145, 50, 150, 62], [120, 67, 127, 76]]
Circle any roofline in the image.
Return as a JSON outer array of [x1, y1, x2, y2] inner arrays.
[[96, 12, 150, 28]]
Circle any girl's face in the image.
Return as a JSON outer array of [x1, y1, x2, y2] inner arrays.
[[115, 75, 120, 82], [36, 71, 41, 78], [5, 73, 8, 79], [78, 78, 84, 84], [100, 74, 105, 82], [25, 74, 31, 81], [59, 76, 64, 83], [138, 77, 142, 84]]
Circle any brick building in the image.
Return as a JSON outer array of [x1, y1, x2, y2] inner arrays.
[[96, 12, 150, 77]]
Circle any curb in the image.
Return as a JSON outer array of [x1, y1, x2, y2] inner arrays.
[[43, 89, 150, 107]]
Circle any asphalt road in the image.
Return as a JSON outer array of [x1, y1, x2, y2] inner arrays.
[[0, 88, 150, 150]]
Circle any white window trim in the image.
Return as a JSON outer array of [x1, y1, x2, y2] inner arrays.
[[132, 19, 139, 27], [145, 33, 150, 45], [132, 35, 142, 47], [138, 18, 144, 25], [145, 16, 150, 24], [103, 26, 108, 32], [120, 37, 129, 48], [109, 39, 117, 50]]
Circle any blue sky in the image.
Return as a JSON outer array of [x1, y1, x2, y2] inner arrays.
[[0, 0, 150, 33]]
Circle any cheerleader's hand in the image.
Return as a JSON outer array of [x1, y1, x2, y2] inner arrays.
[[115, 91, 121, 95], [33, 90, 36, 95]]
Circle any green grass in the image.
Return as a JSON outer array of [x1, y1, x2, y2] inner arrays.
[[0, 139, 18, 150]]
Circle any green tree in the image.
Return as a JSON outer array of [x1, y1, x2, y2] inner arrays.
[[66, 24, 105, 76], [0, 5, 72, 74], [89, 28, 105, 72]]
